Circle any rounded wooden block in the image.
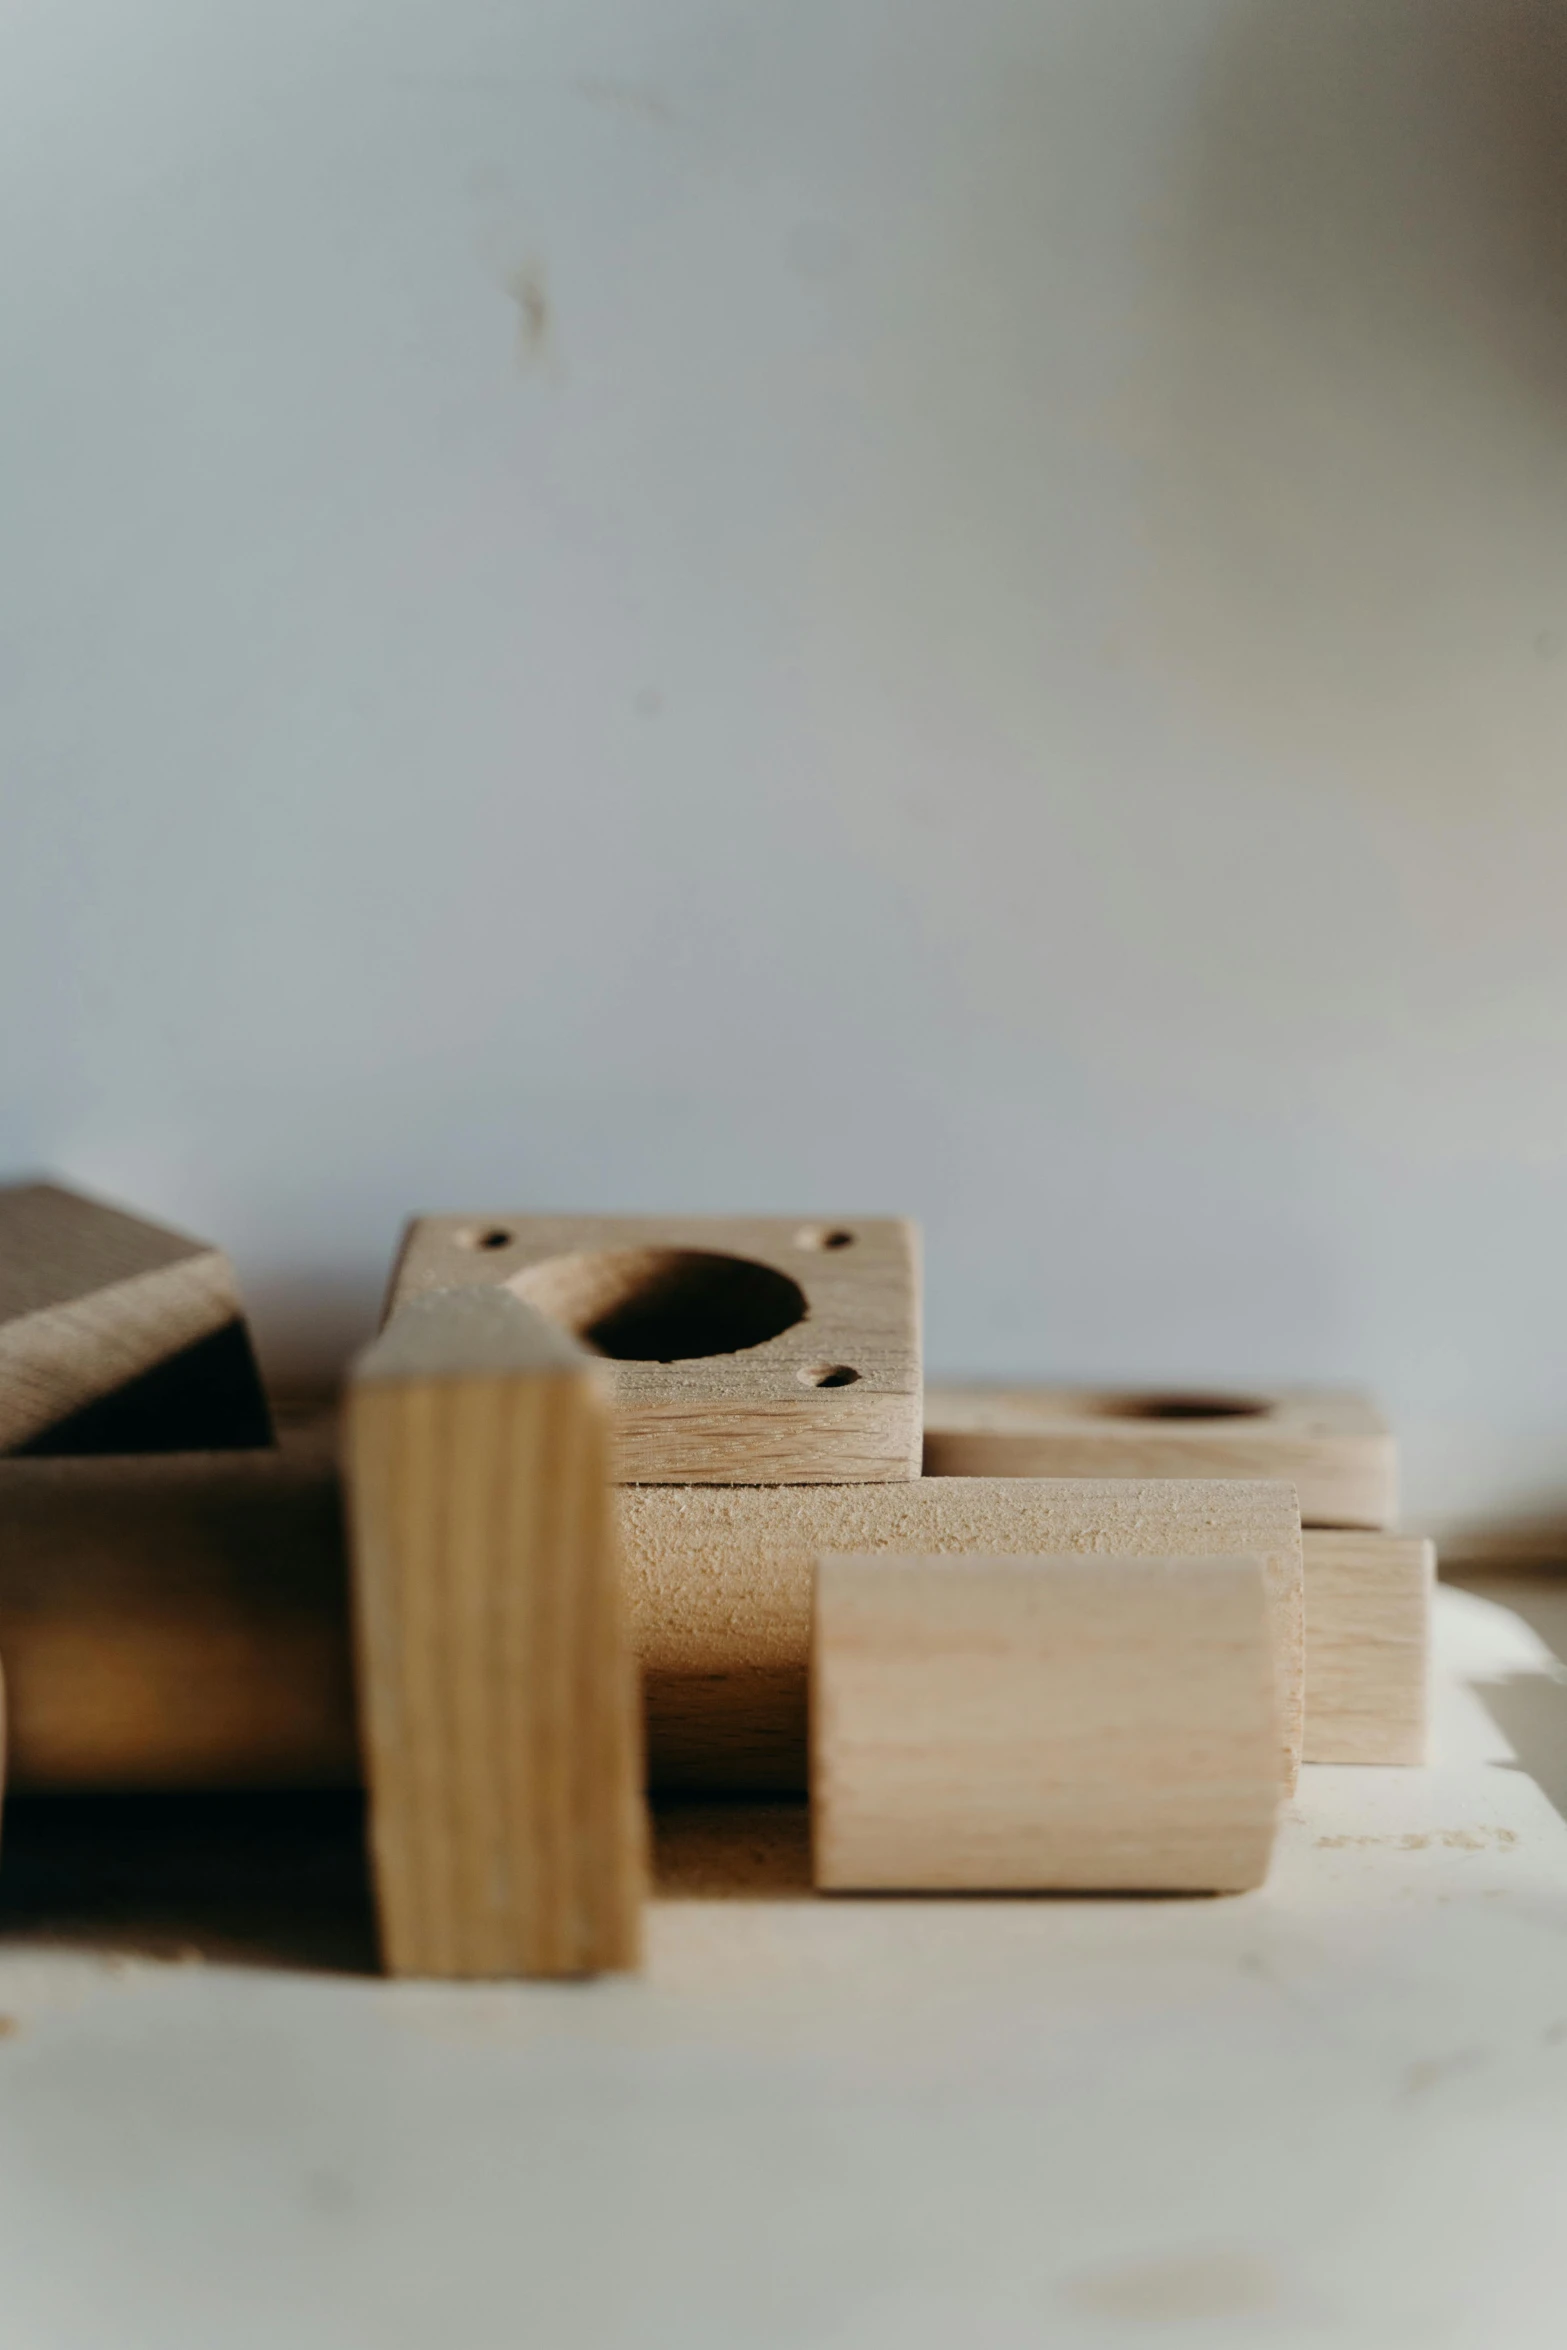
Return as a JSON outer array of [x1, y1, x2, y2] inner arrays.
[[811, 1552, 1283, 1893]]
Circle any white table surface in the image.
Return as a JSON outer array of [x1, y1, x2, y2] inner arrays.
[[2, 1580, 1567, 2349]]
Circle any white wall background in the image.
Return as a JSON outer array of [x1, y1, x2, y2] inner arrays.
[[3, 0, 1566, 1546]]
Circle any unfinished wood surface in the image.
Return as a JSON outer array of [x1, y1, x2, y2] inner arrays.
[[1302, 1530, 1433, 1765], [813, 1552, 1282, 1892], [388, 1213, 921, 1483], [0, 1180, 273, 1455], [923, 1384, 1394, 1529], [348, 1289, 644, 1978], [0, 1401, 353, 1789], [0, 1454, 1329, 1803], [621, 1477, 1303, 1794]]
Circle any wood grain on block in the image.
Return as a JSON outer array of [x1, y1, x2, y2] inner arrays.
[[1302, 1531, 1433, 1765], [0, 1405, 354, 1789], [348, 1291, 645, 1978], [812, 1553, 1282, 1892], [923, 1385, 1394, 1530], [0, 1181, 273, 1455], [0, 1460, 1321, 1805], [620, 1477, 1303, 1795], [388, 1214, 921, 1484]]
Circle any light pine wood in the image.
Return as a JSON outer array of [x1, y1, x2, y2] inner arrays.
[[1302, 1530, 1433, 1765], [923, 1384, 1394, 1529], [388, 1214, 922, 1484], [347, 1290, 645, 1978], [0, 1180, 273, 1455], [813, 1552, 1282, 1892], [620, 1477, 1304, 1794]]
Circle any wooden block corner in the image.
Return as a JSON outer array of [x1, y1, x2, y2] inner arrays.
[[347, 1287, 646, 1978], [0, 1179, 273, 1456]]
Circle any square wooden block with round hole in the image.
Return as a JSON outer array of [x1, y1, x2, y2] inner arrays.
[[923, 1386, 1394, 1529], [385, 1214, 922, 1484]]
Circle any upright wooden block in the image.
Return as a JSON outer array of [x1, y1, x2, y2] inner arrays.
[[1302, 1530, 1433, 1765], [619, 1476, 1304, 1794], [347, 1289, 645, 1978], [388, 1213, 921, 1483], [0, 1181, 273, 1455], [923, 1384, 1395, 1529], [813, 1552, 1282, 1892]]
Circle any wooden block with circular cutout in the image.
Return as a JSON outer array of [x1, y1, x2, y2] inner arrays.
[[924, 1385, 1394, 1529], [387, 1214, 921, 1483], [347, 1289, 646, 1978], [1302, 1530, 1433, 1765], [0, 1181, 273, 1456], [812, 1552, 1283, 1893], [620, 1475, 1303, 1794]]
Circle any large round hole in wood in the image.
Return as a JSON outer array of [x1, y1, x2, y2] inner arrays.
[[511, 1248, 808, 1362]]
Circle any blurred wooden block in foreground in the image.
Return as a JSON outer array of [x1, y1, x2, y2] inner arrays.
[[0, 1403, 352, 1790], [923, 1384, 1394, 1529], [388, 1212, 922, 1484], [1302, 1530, 1433, 1765], [347, 1289, 646, 1979], [0, 1180, 273, 1456], [811, 1552, 1282, 1893]]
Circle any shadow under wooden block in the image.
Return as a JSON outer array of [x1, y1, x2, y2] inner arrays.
[[622, 1476, 1304, 1796], [0, 1788, 376, 1973], [1302, 1531, 1433, 1765], [0, 1793, 814, 1977], [812, 1554, 1282, 1893], [387, 1214, 922, 1483], [923, 1384, 1394, 1529], [347, 1290, 646, 1979], [0, 1181, 273, 1455]]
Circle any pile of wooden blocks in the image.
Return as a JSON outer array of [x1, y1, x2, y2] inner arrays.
[[0, 1185, 1433, 1981]]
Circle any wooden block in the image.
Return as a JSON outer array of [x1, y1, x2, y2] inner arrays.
[[1302, 1530, 1433, 1765], [0, 1457, 1330, 1807], [923, 1383, 1394, 1529], [0, 1180, 273, 1455], [812, 1552, 1282, 1892], [620, 1476, 1304, 1795], [347, 1289, 645, 1978], [387, 1213, 921, 1484], [0, 1402, 354, 1789]]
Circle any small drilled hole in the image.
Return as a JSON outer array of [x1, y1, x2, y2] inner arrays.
[[466, 1228, 515, 1252], [796, 1226, 855, 1251], [798, 1363, 860, 1387]]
